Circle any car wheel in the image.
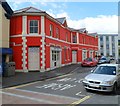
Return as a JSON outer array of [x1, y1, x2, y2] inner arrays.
[[112, 83, 117, 94]]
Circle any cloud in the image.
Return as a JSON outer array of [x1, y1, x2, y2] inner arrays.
[[47, 11, 118, 34]]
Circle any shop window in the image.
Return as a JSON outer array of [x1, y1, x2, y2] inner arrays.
[[29, 20, 38, 34]]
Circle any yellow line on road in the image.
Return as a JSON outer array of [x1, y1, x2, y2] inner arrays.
[[69, 96, 91, 106]]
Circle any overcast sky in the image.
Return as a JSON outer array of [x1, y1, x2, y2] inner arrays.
[[7, 0, 118, 34]]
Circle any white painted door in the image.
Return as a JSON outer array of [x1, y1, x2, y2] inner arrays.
[[28, 47, 40, 71], [51, 50, 61, 69], [72, 51, 77, 63]]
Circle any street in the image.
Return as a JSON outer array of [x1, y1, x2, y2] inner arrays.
[[2, 66, 120, 105]]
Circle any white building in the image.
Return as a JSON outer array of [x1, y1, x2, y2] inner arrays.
[[98, 34, 118, 59]]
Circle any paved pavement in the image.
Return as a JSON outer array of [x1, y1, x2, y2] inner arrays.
[[2, 64, 80, 88]]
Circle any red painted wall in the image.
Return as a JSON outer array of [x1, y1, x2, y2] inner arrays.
[[10, 16, 22, 35], [10, 37, 22, 69]]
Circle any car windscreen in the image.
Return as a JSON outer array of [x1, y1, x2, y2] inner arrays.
[[93, 66, 116, 75], [100, 58, 106, 60]]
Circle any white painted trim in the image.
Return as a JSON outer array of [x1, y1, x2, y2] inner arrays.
[[22, 16, 27, 35], [10, 35, 42, 37], [41, 16, 45, 35], [46, 35, 71, 44], [40, 16, 46, 72], [22, 16, 28, 72], [10, 34, 98, 48]]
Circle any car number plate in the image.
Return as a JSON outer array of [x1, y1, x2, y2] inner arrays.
[[89, 84, 99, 87]]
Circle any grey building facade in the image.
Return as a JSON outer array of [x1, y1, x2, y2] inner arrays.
[[98, 34, 118, 59]]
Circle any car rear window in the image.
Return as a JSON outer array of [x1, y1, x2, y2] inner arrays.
[[94, 66, 116, 75], [85, 58, 92, 61]]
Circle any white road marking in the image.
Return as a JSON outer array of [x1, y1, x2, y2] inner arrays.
[[36, 83, 76, 91], [76, 92, 86, 97]]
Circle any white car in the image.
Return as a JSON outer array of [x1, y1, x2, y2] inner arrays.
[[82, 64, 120, 93]]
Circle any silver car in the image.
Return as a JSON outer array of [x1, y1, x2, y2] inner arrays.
[[82, 64, 120, 93]]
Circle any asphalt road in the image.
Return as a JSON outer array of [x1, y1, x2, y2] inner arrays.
[[2, 66, 120, 105]]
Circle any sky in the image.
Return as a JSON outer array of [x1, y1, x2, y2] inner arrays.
[[7, 0, 118, 34]]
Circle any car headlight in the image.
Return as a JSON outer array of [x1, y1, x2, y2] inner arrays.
[[102, 81, 113, 85], [83, 79, 88, 82]]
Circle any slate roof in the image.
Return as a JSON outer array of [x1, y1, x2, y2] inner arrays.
[[56, 17, 66, 24], [79, 28, 86, 33], [88, 33, 98, 37], [14, 7, 44, 14], [68, 27, 87, 33]]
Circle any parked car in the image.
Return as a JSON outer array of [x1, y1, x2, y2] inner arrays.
[[98, 57, 110, 64], [116, 58, 120, 64], [82, 64, 120, 93], [81, 58, 98, 67]]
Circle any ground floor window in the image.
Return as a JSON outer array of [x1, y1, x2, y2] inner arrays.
[[82, 50, 87, 60], [89, 51, 93, 58]]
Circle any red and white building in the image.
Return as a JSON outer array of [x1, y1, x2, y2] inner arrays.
[[10, 7, 98, 72]]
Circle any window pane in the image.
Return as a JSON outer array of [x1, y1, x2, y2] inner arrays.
[[30, 27, 34, 33], [34, 27, 38, 33], [30, 21, 34, 26], [34, 21, 38, 26], [29, 20, 38, 33]]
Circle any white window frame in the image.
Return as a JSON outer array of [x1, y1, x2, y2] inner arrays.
[[73, 35, 77, 43], [29, 20, 39, 34]]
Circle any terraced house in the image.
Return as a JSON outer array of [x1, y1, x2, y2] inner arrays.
[[10, 7, 98, 72]]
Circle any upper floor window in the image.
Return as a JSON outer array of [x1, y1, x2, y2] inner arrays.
[[29, 20, 38, 34], [66, 32, 69, 42], [100, 36, 103, 41], [73, 35, 77, 43], [106, 36, 109, 42], [56, 27, 59, 38], [50, 24, 53, 36], [82, 36, 85, 44]]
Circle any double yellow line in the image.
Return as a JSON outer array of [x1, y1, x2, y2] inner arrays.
[[69, 96, 91, 106]]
